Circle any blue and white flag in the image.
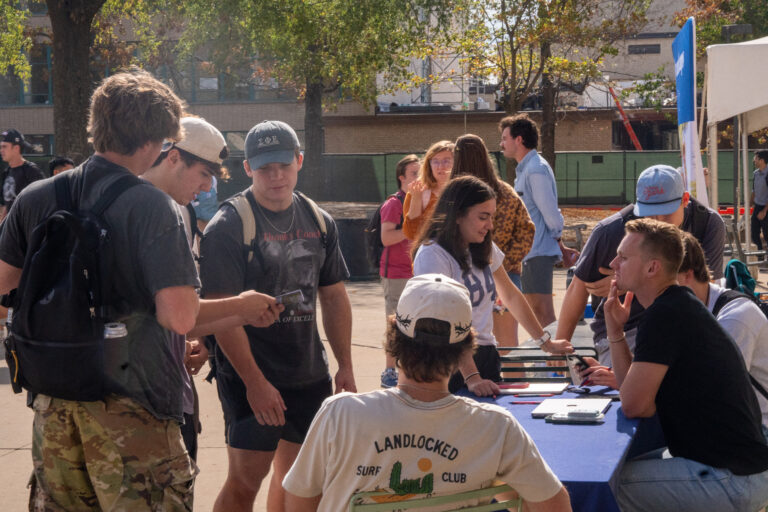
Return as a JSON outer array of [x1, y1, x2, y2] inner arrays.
[[672, 17, 709, 206]]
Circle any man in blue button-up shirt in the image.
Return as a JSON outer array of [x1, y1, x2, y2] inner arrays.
[[499, 114, 578, 326]]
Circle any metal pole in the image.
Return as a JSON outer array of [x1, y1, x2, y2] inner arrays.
[[733, 115, 740, 255], [743, 119, 752, 261], [708, 124, 718, 211]]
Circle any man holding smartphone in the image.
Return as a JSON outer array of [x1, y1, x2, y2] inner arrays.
[[199, 120, 356, 512]]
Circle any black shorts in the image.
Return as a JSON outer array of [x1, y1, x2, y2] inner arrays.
[[215, 368, 332, 451], [448, 345, 501, 393]]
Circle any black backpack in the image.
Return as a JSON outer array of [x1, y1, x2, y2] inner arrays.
[[364, 192, 404, 274], [4, 169, 142, 400], [712, 288, 768, 401]]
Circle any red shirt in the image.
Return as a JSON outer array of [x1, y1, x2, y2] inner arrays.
[[379, 191, 413, 279]]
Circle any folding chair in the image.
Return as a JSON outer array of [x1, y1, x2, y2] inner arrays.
[[348, 483, 521, 511], [498, 346, 598, 382]]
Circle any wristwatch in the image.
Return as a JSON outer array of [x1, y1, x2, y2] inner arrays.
[[533, 330, 551, 347]]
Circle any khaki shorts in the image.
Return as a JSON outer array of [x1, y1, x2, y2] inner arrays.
[[382, 277, 409, 317], [29, 394, 197, 511]]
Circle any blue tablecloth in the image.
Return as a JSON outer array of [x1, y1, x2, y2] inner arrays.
[[466, 390, 646, 512]]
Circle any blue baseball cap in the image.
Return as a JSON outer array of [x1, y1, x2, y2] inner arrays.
[[244, 120, 301, 170], [634, 165, 685, 217]]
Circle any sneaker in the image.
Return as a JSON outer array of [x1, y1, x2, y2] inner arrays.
[[381, 367, 398, 388]]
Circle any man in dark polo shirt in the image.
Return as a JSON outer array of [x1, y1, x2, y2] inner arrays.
[[604, 218, 768, 511], [0, 129, 44, 220], [556, 164, 725, 364]]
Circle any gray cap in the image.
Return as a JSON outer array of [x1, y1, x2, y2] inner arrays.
[[245, 120, 300, 169]]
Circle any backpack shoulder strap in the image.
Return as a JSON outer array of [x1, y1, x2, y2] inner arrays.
[[90, 174, 143, 217], [294, 191, 327, 247], [712, 289, 753, 317], [53, 172, 74, 211], [392, 192, 405, 227], [226, 192, 257, 263], [750, 374, 768, 401], [620, 204, 636, 222], [687, 197, 710, 242], [185, 203, 203, 240]]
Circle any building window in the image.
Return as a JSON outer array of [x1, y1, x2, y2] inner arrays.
[[0, 43, 52, 105], [612, 120, 678, 150], [628, 44, 661, 55], [25, 44, 52, 104]]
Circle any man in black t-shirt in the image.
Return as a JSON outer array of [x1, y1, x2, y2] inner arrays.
[[199, 120, 355, 512], [0, 72, 199, 510], [555, 165, 725, 364], [0, 129, 44, 220], [604, 218, 768, 511]]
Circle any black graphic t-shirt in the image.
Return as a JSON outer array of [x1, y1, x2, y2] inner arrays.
[[0, 161, 45, 210], [200, 190, 349, 388]]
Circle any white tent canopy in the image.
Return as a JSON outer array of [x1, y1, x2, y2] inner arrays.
[[706, 35, 768, 263], [707, 35, 768, 134]]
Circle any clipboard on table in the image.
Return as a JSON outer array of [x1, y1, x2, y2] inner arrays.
[[531, 398, 612, 418]]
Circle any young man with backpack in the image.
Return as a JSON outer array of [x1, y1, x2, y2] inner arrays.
[[555, 165, 726, 364], [199, 120, 356, 512], [376, 154, 419, 388], [0, 71, 199, 510], [143, 116, 283, 462]]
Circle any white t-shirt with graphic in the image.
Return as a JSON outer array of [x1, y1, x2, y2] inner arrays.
[[413, 241, 504, 346], [282, 389, 562, 510]]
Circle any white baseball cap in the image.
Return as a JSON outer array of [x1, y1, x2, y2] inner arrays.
[[395, 274, 473, 345], [174, 117, 228, 167]]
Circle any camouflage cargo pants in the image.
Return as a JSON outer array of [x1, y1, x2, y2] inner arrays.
[[29, 394, 197, 511]]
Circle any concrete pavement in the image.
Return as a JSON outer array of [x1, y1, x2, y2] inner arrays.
[[0, 269, 574, 511]]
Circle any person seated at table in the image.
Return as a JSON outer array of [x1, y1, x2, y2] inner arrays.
[[581, 233, 768, 433], [555, 165, 725, 365], [412, 176, 572, 398], [282, 274, 572, 511], [603, 218, 768, 512], [677, 232, 768, 430]]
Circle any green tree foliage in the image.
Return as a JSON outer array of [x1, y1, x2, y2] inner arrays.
[[456, 0, 648, 170], [457, 0, 648, 113], [0, 3, 31, 80], [176, 0, 455, 189], [676, 0, 768, 56]]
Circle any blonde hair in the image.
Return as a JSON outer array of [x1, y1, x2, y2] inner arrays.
[[625, 218, 684, 276], [418, 140, 455, 189]]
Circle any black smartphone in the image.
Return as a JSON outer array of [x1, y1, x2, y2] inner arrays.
[[566, 354, 590, 387], [569, 354, 590, 369]]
